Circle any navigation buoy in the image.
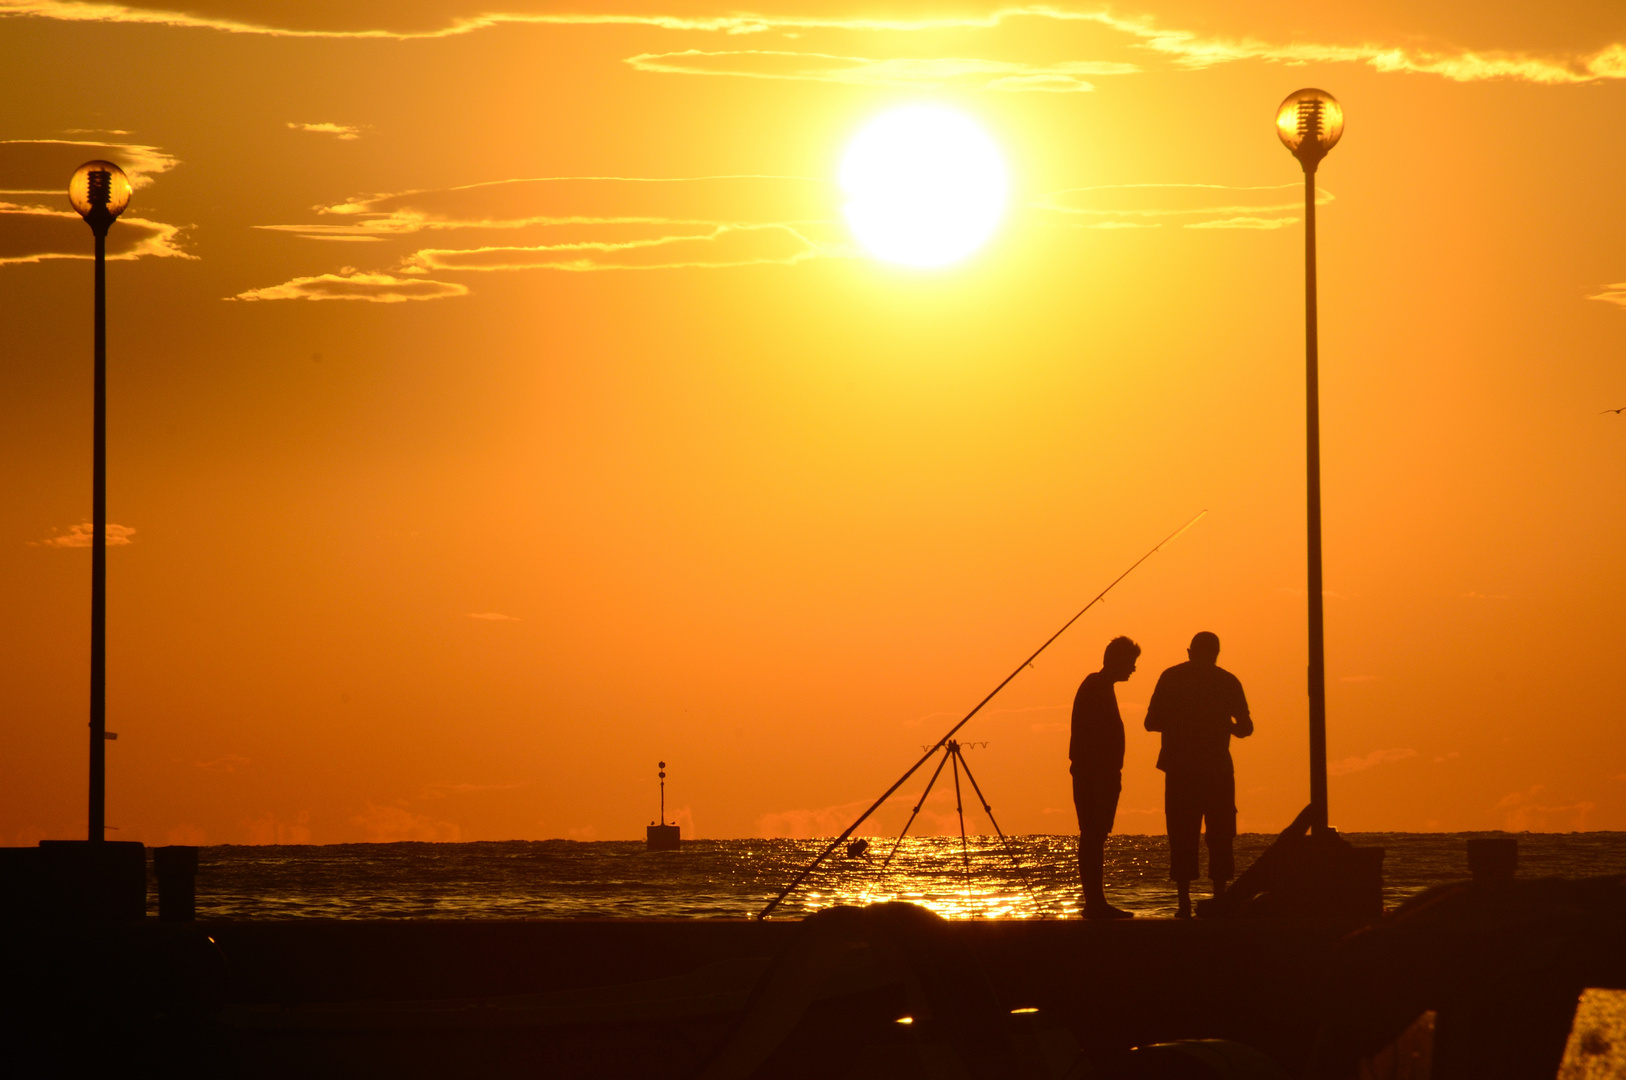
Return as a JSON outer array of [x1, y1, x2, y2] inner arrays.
[[646, 760, 680, 851]]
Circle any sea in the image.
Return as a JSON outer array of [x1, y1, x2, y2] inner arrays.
[[181, 832, 1626, 921]]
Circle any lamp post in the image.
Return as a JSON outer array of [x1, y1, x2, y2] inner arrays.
[[69, 160, 131, 843], [1276, 90, 1343, 838]]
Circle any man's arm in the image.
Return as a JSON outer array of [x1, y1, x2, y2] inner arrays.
[[1144, 671, 1171, 732], [1230, 675, 1254, 739]]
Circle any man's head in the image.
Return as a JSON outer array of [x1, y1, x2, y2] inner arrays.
[[1188, 631, 1220, 665], [1103, 636, 1141, 681]]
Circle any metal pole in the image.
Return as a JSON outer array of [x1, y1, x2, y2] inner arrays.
[[1303, 164, 1328, 836], [89, 225, 108, 842]]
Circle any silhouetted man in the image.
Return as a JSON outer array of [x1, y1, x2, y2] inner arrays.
[[1070, 635, 1141, 920], [1144, 631, 1252, 918]]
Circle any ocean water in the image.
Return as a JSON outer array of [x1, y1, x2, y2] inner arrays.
[[184, 832, 1626, 921]]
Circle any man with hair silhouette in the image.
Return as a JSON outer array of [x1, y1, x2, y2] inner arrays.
[[1070, 635, 1141, 919], [1144, 631, 1253, 918]]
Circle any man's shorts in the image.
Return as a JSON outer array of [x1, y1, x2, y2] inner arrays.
[[1071, 768, 1122, 841]]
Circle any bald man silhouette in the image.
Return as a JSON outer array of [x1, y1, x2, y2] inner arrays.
[[1144, 631, 1253, 918]]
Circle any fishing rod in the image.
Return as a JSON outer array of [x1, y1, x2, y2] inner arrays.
[[757, 509, 1208, 919]]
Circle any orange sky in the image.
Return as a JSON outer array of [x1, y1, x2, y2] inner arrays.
[[3, 0, 1624, 846]]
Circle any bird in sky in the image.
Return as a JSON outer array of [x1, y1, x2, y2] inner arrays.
[[1604, 407, 1626, 415]]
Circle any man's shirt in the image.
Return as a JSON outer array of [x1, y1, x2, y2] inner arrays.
[[1069, 671, 1124, 777], [1143, 661, 1252, 774]]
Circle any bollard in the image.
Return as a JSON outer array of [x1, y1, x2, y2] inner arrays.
[[153, 845, 199, 921], [1467, 837, 1517, 883]]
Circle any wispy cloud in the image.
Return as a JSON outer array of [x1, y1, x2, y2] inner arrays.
[[405, 222, 831, 273], [249, 175, 846, 291], [0, 204, 191, 265], [420, 780, 523, 798], [1186, 216, 1298, 230], [466, 611, 520, 621], [1328, 747, 1416, 776], [0, 139, 190, 264], [757, 799, 874, 840], [32, 522, 136, 547], [230, 267, 468, 303], [287, 121, 362, 140], [257, 175, 832, 240], [0, 138, 179, 192], [1497, 785, 1594, 832], [241, 810, 311, 845], [195, 754, 249, 772], [6, 4, 1618, 88], [1590, 283, 1626, 307], [624, 50, 1135, 91], [1034, 183, 1328, 231], [351, 801, 461, 842]]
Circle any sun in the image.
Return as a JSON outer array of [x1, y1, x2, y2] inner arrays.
[[840, 105, 1009, 268]]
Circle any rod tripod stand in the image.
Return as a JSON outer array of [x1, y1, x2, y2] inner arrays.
[[877, 740, 1037, 903]]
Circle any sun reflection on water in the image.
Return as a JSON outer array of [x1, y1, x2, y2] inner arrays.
[[795, 835, 1078, 920]]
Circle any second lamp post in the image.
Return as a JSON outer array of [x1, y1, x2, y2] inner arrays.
[[1276, 89, 1344, 838], [69, 159, 131, 843]]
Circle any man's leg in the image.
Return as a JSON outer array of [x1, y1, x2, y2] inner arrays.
[[1075, 771, 1129, 917], [1202, 770, 1238, 896], [1078, 830, 1107, 908], [1073, 770, 1103, 912], [1079, 773, 1131, 919], [1165, 773, 1201, 917]]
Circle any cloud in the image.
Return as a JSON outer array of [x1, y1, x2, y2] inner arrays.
[[1435, 751, 1461, 763], [1497, 785, 1594, 832], [757, 799, 873, 840], [0, 139, 190, 265], [0, 138, 179, 192], [1185, 217, 1299, 230], [257, 175, 833, 239], [0, 203, 191, 266], [255, 175, 846, 288], [1328, 747, 1416, 776], [230, 267, 468, 302], [32, 522, 136, 547], [404, 222, 829, 273], [4, 4, 1624, 89], [1035, 183, 1328, 231], [241, 810, 311, 845], [195, 754, 250, 772], [466, 611, 520, 621], [288, 121, 362, 140], [420, 780, 523, 798], [624, 50, 1135, 91], [350, 801, 461, 842], [1591, 283, 1626, 307]]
